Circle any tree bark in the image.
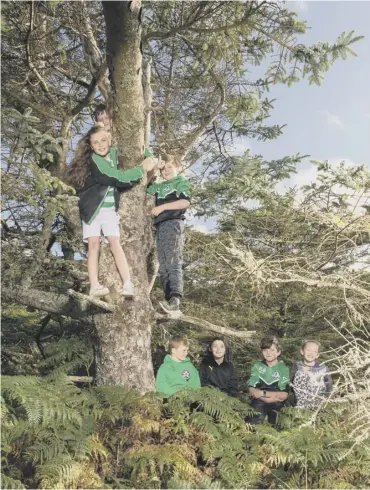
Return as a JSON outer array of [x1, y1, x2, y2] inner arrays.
[[98, 1, 155, 391]]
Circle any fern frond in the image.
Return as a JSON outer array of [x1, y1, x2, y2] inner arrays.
[[0, 473, 26, 490]]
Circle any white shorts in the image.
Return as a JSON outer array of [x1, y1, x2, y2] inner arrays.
[[82, 207, 120, 242]]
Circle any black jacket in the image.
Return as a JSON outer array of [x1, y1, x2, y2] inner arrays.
[[199, 356, 238, 397], [78, 154, 143, 224]]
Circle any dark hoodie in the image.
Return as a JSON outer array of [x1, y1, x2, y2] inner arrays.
[[199, 356, 238, 397]]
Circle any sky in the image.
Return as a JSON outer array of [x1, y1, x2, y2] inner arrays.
[[189, 0, 370, 233]]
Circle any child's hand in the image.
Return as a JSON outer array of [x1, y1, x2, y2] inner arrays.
[[157, 159, 165, 170], [95, 122, 105, 129], [151, 205, 164, 217], [142, 157, 157, 172]]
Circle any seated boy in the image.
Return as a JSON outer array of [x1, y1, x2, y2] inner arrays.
[[246, 336, 289, 426], [155, 336, 201, 398], [291, 340, 333, 411]]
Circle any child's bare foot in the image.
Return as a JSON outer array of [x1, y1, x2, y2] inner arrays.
[[89, 284, 110, 297], [122, 280, 135, 298]]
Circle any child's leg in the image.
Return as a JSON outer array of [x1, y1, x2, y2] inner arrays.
[[87, 236, 101, 288], [156, 223, 171, 299], [246, 399, 266, 425], [106, 236, 131, 283], [266, 402, 284, 426], [162, 220, 185, 299]]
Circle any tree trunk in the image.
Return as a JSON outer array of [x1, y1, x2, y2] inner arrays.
[[96, 1, 155, 391]]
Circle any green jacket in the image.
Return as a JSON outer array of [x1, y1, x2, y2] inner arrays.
[[247, 360, 290, 392], [155, 354, 201, 397], [79, 147, 152, 224]]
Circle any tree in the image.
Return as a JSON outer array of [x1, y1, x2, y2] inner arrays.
[[1, 0, 364, 389]]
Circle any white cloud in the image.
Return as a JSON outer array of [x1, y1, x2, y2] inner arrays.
[[290, 0, 308, 12], [365, 113, 370, 120], [320, 110, 346, 129], [277, 158, 370, 214], [229, 137, 252, 156]]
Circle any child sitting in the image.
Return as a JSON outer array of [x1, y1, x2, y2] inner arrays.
[[68, 125, 156, 298], [246, 336, 289, 426], [147, 155, 190, 313], [155, 336, 201, 398], [199, 337, 238, 397], [291, 340, 333, 410]]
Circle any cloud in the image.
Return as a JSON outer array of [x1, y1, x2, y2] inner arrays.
[[290, 0, 308, 12], [229, 137, 252, 156], [320, 110, 346, 129], [365, 113, 370, 120], [280, 158, 355, 190]]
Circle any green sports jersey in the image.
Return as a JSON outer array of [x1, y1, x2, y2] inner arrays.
[[146, 175, 191, 200], [248, 360, 290, 392]]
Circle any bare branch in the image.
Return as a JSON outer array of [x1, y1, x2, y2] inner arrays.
[[155, 313, 255, 339], [2, 286, 113, 319]]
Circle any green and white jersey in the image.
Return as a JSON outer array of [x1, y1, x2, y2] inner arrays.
[[147, 175, 191, 225], [101, 187, 115, 208], [248, 360, 290, 392]]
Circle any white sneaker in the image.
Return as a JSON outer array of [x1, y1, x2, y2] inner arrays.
[[122, 280, 135, 298], [89, 284, 110, 297]]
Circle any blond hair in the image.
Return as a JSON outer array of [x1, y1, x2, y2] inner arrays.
[[301, 339, 321, 351], [168, 336, 188, 353]]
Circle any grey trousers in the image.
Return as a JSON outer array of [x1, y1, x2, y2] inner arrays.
[[156, 219, 185, 300]]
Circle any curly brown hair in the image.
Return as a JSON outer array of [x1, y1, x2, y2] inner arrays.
[[67, 126, 106, 190]]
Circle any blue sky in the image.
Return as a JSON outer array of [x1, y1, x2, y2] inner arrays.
[[251, 0, 369, 173], [189, 0, 369, 233]]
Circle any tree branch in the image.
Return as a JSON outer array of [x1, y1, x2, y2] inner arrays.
[[70, 61, 107, 117], [2, 286, 114, 319], [4, 90, 64, 121], [155, 313, 255, 339]]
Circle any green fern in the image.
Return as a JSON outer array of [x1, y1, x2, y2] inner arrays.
[[0, 473, 26, 490]]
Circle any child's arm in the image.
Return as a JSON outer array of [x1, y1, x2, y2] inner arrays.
[[199, 363, 211, 388], [90, 155, 157, 188], [91, 156, 144, 187], [324, 366, 333, 394], [263, 391, 288, 403], [155, 366, 170, 397], [152, 199, 190, 217], [191, 366, 201, 389], [228, 364, 239, 397], [247, 363, 264, 399]]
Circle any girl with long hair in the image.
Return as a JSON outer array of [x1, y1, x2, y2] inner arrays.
[[68, 125, 156, 298], [199, 337, 238, 397]]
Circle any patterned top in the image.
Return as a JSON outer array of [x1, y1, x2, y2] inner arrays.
[[291, 361, 333, 410]]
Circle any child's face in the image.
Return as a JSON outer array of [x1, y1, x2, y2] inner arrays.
[[301, 342, 320, 364], [211, 340, 225, 361], [96, 111, 111, 131], [171, 343, 189, 362], [90, 130, 111, 157], [262, 345, 280, 365], [161, 162, 178, 181]]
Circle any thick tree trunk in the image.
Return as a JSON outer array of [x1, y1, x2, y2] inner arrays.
[[97, 1, 155, 391]]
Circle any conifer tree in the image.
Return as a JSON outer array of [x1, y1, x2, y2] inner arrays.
[[1, 1, 364, 389]]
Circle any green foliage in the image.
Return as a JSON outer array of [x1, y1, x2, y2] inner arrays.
[[2, 375, 369, 489]]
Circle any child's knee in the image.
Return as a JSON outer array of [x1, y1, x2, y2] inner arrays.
[[88, 237, 100, 251], [107, 236, 120, 250]]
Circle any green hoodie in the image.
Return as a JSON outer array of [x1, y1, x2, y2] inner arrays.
[[155, 354, 201, 397]]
